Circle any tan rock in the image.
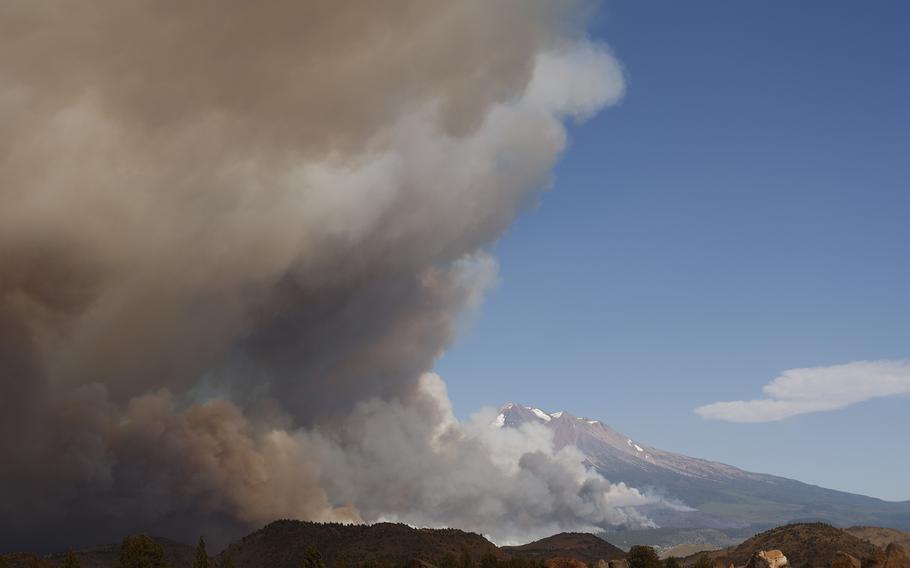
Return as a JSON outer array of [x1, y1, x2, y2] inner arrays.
[[747, 550, 789, 568]]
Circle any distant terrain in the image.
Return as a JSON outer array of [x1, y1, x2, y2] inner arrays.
[[603, 527, 754, 555], [4, 522, 910, 568]]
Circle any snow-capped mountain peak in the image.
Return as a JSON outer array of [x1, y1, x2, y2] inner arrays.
[[492, 403, 910, 531]]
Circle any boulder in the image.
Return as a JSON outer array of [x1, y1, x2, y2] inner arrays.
[[747, 550, 789, 568]]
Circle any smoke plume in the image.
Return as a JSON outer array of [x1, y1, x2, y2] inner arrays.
[[0, 0, 639, 551]]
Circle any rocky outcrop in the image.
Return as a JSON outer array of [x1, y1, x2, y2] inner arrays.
[[747, 550, 788, 568]]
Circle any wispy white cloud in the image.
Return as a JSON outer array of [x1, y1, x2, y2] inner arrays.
[[695, 360, 910, 422]]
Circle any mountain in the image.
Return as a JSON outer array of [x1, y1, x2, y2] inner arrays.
[[496, 404, 910, 532], [501, 533, 626, 565], [681, 523, 898, 568]]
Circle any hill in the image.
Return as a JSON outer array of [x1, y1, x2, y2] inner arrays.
[[683, 523, 881, 568], [216, 521, 503, 568], [502, 533, 626, 565], [845, 526, 910, 549]]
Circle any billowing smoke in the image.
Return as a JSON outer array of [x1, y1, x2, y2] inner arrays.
[[0, 0, 641, 551]]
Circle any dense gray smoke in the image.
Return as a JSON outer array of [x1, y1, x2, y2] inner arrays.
[[0, 0, 639, 551]]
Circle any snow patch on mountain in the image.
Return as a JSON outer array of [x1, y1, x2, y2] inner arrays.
[[531, 408, 552, 422]]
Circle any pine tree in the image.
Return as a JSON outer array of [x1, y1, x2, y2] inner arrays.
[[627, 546, 662, 568], [301, 546, 326, 568], [439, 553, 458, 568], [62, 550, 82, 568], [479, 553, 499, 568], [193, 538, 210, 568], [117, 535, 165, 568]]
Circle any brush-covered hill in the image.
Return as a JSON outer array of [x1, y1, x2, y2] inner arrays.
[[845, 527, 910, 549], [216, 521, 503, 568], [683, 523, 882, 568], [501, 533, 626, 565]]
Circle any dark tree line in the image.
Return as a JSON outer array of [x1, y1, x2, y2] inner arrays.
[[1, 538, 673, 568]]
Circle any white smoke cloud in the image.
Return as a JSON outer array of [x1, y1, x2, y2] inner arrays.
[[695, 360, 910, 422], [307, 374, 657, 545]]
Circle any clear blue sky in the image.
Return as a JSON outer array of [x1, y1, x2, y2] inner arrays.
[[437, 0, 910, 502]]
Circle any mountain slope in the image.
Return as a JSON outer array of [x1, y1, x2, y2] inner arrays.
[[496, 404, 910, 530]]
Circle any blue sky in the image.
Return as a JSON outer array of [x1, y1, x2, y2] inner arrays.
[[437, 0, 910, 501]]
